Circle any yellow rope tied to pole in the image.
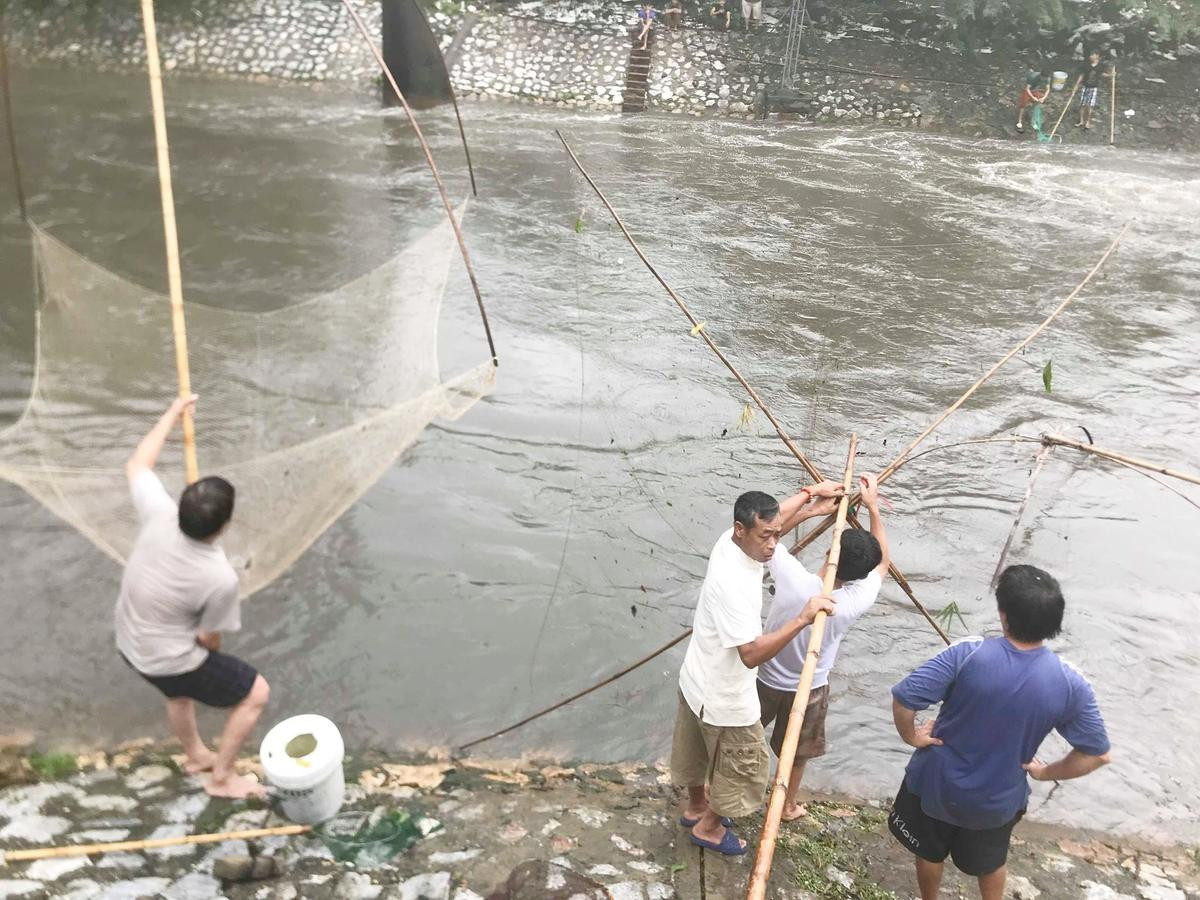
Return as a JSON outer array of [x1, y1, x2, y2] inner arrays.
[[746, 434, 858, 900], [139, 0, 199, 484]]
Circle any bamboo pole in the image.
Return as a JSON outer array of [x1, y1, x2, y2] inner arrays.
[[0, 824, 310, 864], [1109, 66, 1116, 146], [1042, 433, 1200, 487], [139, 0, 199, 484], [746, 435, 857, 900], [989, 444, 1052, 591], [555, 129, 943, 640], [339, 0, 497, 366], [788, 225, 1128, 558], [457, 626, 693, 751], [0, 22, 27, 221], [1049, 78, 1080, 141]]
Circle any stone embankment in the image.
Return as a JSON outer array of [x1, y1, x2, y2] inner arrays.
[[1, 741, 1198, 899]]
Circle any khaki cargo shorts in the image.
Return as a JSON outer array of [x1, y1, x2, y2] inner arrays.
[[758, 681, 830, 760], [670, 691, 769, 818]]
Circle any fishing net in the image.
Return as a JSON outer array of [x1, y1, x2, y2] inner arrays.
[[0, 209, 494, 597]]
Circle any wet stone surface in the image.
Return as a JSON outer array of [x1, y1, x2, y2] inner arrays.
[[0, 748, 1197, 899]]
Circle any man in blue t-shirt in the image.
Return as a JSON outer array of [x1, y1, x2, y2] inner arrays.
[[888, 565, 1110, 900]]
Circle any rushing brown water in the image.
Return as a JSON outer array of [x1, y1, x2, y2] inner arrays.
[[1, 66, 1198, 843]]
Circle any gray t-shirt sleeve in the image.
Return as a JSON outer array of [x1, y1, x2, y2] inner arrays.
[[130, 470, 176, 524], [198, 574, 241, 633]]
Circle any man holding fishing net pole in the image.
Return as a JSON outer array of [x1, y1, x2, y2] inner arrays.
[[670, 481, 843, 855], [114, 395, 270, 800]]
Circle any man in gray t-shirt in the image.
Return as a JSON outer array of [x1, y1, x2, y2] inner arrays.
[[115, 395, 269, 799]]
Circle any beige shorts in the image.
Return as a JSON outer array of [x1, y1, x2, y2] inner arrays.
[[670, 691, 769, 818], [742, 0, 762, 19], [758, 681, 830, 760]]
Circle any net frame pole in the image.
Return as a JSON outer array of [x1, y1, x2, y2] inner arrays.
[[139, 0, 199, 484], [746, 434, 857, 900], [1048, 78, 1079, 141], [1109, 65, 1116, 145]]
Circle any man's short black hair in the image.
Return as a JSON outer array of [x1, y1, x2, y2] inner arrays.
[[734, 491, 779, 528], [178, 476, 235, 541], [996, 565, 1064, 642], [836, 529, 882, 582]]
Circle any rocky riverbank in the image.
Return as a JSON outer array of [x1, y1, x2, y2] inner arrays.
[[1, 740, 1197, 899], [3, 0, 1198, 147]]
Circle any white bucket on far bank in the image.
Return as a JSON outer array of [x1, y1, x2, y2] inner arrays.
[[260, 714, 345, 825], [1052, 71, 1068, 90]]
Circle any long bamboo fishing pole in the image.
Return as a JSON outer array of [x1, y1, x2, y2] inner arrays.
[[1042, 433, 1200, 487], [340, 0, 497, 366], [139, 0, 199, 484], [0, 824, 310, 865], [1049, 78, 1080, 141], [1109, 66, 1117, 146], [746, 434, 857, 900], [790, 223, 1131, 557], [0, 23, 27, 222], [555, 130, 943, 641], [990, 443, 1052, 591]]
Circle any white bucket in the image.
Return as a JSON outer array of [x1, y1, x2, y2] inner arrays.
[[1052, 71, 1068, 91], [259, 714, 346, 825]]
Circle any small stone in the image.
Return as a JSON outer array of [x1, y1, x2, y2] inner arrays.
[[71, 827, 130, 842], [628, 861, 663, 874], [125, 765, 172, 790], [1081, 882, 1136, 900], [396, 871, 451, 900], [608, 885, 645, 900], [93, 877, 172, 898], [0, 881, 43, 897], [79, 795, 138, 813], [1009, 874, 1041, 899], [335, 871, 382, 900], [610, 834, 645, 856], [573, 807, 611, 828], [60, 879, 103, 900], [826, 865, 854, 889], [588, 863, 622, 877], [165, 872, 223, 899], [97, 853, 145, 870], [499, 821, 528, 843], [26, 857, 89, 881], [428, 848, 482, 864]]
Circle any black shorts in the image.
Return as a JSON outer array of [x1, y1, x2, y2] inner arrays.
[[125, 651, 258, 709], [887, 779, 1023, 877]]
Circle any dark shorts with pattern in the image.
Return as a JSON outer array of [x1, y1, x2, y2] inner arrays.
[[757, 681, 830, 760], [887, 779, 1024, 877], [1081, 86, 1099, 108], [123, 650, 258, 709]]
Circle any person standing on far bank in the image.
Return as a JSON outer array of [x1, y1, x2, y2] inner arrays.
[[671, 484, 843, 855], [115, 395, 270, 799], [888, 565, 1111, 900], [1074, 50, 1111, 130]]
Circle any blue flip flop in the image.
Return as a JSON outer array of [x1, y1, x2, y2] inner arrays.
[[679, 815, 733, 828], [689, 828, 749, 856]]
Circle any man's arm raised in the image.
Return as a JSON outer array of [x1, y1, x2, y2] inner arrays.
[[859, 473, 889, 576], [736, 594, 834, 669], [125, 394, 197, 482], [776, 480, 844, 534]]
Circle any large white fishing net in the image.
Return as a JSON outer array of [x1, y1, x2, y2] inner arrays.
[[0, 210, 495, 597]]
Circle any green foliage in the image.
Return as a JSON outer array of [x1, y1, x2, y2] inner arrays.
[[574, 214, 585, 233], [934, 600, 968, 633], [28, 751, 77, 781], [1042, 360, 1053, 393], [781, 827, 898, 900]]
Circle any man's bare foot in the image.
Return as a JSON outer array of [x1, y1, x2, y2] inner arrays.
[[782, 801, 808, 822], [183, 748, 219, 775], [206, 772, 266, 800]]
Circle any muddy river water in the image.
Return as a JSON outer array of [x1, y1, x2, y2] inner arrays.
[[1, 67, 1197, 843]]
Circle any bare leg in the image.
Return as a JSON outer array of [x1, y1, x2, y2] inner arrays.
[[782, 758, 809, 821], [978, 865, 1006, 900], [206, 675, 270, 799], [915, 857, 944, 900], [165, 698, 217, 774], [682, 784, 709, 821], [691, 808, 744, 850]]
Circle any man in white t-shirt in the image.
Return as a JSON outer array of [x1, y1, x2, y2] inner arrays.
[[758, 473, 888, 821], [671, 483, 843, 855], [114, 395, 269, 799]]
